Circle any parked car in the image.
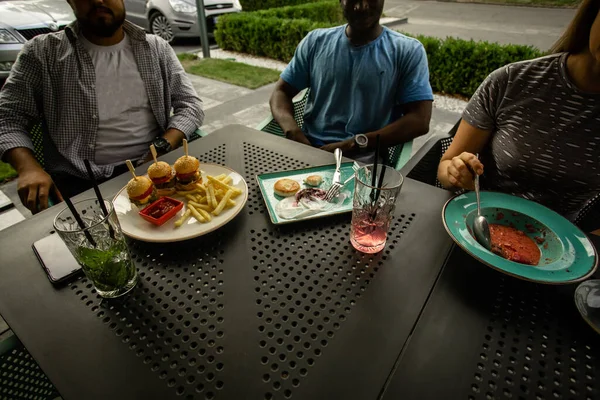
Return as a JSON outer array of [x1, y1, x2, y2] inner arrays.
[[0, 0, 74, 83], [124, 0, 242, 43]]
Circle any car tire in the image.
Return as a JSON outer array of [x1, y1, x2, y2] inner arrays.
[[150, 12, 175, 43]]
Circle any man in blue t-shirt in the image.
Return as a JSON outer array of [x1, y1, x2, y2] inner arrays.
[[270, 0, 433, 158]]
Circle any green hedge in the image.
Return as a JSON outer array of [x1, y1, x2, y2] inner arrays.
[[215, 2, 342, 61], [216, 14, 326, 61], [251, 1, 343, 23], [240, 0, 322, 12], [411, 35, 542, 97], [216, 1, 544, 97]]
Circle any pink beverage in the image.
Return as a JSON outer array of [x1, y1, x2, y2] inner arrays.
[[350, 164, 403, 254], [350, 209, 391, 253]]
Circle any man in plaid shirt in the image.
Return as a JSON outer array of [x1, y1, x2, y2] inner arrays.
[[0, 0, 204, 214]]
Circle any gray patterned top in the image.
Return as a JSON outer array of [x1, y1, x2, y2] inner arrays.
[[0, 20, 204, 180], [463, 53, 600, 221]]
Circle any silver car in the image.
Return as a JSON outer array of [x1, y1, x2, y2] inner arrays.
[[0, 0, 74, 81], [125, 0, 241, 43]]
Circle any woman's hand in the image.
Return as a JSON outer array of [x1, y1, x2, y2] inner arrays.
[[446, 152, 484, 190]]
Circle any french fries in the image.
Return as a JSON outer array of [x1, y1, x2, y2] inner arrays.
[[196, 207, 213, 222], [207, 176, 242, 196], [212, 189, 233, 216], [188, 201, 211, 211], [188, 204, 206, 222], [174, 210, 192, 227], [168, 173, 243, 228], [207, 183, 218, 208]]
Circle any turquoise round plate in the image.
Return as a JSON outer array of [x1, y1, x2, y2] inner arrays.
[[443, 191, 598, 284]]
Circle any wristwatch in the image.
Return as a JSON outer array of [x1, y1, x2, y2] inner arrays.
[[354, 134, 368, 151], [153, 137, 172, 155]]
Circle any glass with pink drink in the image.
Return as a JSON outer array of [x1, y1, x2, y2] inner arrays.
[[350, 164, 404, 253]]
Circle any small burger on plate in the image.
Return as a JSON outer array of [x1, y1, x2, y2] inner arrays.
[[174, 155, 202, 191], [148, 161, 176, 196], [127, 176, 157, 207]]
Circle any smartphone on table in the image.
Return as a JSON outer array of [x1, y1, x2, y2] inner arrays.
[[32, 234, 81, 284]]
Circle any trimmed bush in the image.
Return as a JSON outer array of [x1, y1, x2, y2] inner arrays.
[[240, 0, 323, 12], [407, 34, 542, 97], [216, 14, 326, 61], [216, 1, 544, 97], [251, 1, 343, 23]]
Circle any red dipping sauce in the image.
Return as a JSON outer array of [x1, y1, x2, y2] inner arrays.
[[139, 197, 184, 226], [489, 224, 541, 266]]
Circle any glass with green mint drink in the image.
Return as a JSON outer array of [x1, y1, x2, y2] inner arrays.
[[54, 199, 137, 298]]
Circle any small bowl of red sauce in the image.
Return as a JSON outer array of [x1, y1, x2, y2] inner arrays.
[[139, 197, 183, 226]]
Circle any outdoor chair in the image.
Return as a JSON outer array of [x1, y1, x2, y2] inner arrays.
[[255, 89, 414, 170], [399, 118, 461, 188], [0, 333, 60, 400]]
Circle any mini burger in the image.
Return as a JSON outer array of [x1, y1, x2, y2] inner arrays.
[[126, 176, 157, 207], [148, 161, 176, 196], [173, 155, 202, 191]]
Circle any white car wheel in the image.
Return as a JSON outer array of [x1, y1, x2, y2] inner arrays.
[[150, 13, 175, 43]]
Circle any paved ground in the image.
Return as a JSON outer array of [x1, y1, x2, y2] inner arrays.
[[384, 0, 575, 50]]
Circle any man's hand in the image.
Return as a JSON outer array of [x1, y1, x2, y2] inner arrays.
[[320, 138, 356, 154], [17, 166, 63, 214], [446, 152, 484, 191], [286, 128, 312, 146]]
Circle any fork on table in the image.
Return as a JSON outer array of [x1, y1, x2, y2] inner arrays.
[[324, 158, 359, 202]]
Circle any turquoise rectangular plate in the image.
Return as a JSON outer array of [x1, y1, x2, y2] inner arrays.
[[256, 162, 356, 225]]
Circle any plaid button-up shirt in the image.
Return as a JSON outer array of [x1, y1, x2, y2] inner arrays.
[[0, 20, 204, 180]]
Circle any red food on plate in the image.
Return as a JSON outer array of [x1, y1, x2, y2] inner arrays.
[[489, 224, 541, 266], [139, 197, 183, 226]]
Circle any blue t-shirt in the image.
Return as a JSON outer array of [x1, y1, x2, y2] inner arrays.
[[281, 25, 433, 146]]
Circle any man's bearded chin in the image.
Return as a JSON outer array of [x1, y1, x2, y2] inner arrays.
[[79, 11, 126, 37]]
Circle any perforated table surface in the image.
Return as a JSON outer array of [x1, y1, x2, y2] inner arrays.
[[382, 241, 600, 400], [0, 125, 454, 400]]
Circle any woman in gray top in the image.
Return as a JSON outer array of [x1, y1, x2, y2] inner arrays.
[[437, 0, 600, 232]]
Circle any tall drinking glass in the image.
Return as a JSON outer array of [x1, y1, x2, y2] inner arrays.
[[54, 199, 137, 298], [350, 165, 404, 253], [574, 280, 600, 334]]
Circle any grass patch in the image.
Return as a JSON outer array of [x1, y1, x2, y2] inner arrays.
[[0, 161, 17, 183], [178, 54, 281, 89]]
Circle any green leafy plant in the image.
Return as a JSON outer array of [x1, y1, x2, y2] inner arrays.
[[240, 0, 324, 12], [409, 35, 543, 97], [216, 0, 544, 97]]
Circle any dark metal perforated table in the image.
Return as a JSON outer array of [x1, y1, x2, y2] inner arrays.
[[382, 240, 600, 400], [0, 125, 454, 400]]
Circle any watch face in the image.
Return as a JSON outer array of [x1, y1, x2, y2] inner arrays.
[[153, 138, 169, 151], [355, 135, 368, 147]]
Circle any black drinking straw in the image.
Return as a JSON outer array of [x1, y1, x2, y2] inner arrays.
[[63, 196, 97, 247], [84, 160, 109, 215], [371, 164, 387, 220], [370, 135, 381, 202], [84, 159, 115, 239]]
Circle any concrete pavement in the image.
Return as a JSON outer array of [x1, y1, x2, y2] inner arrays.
[[384, 0, 574, 50]]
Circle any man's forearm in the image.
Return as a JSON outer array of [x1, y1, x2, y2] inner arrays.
[[163, 128, 186, 149], [365, 112, 429, 149], [5, 147, 43, 174], [270, 91, 303, 136]]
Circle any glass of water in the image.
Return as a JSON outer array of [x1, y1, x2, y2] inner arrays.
[[54, 198, 137, 298]]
